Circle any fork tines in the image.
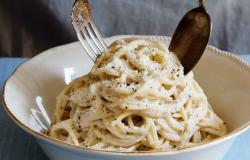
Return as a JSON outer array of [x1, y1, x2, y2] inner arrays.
[[71, 0, 107, 61]]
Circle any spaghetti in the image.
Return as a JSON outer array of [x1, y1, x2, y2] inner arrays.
[[49, 38, 226, 151]]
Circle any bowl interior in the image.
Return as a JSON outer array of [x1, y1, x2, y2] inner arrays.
[[3, 35, 250, 136]]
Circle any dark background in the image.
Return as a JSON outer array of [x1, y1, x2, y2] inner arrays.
[[0, 0, 250, 57]]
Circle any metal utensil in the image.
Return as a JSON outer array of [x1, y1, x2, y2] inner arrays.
[[30, 0, 107, 133], [30, 0, 108, 133], [71, 0, 107, 61], [169, 0, 211, 74]]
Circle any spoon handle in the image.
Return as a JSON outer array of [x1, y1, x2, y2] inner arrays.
[[199, 0, 204, 7]]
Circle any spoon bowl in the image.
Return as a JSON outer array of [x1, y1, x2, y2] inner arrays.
[[169, 0, 211, 74]]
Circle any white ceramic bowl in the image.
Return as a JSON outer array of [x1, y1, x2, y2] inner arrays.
[[3, 35, 250, 160]]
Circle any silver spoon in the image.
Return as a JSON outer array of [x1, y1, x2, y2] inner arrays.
[[169, 0, 211, 74]]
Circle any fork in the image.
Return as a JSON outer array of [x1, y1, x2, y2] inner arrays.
[[29, 0, 107, 133], [71, 0, 107, 61]]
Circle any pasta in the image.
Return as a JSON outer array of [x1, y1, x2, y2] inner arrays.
[[49, 38, 227, 151]]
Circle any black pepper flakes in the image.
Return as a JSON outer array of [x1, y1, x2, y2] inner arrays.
[[171, 68, 176, 74]]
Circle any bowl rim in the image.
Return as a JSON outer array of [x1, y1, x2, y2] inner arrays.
[[2, 35, 250, 156]]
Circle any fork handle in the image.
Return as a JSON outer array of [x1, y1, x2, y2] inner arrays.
[[76, 0, 92, 22]]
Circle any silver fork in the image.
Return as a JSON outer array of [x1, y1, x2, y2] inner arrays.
[[30, 0, 107, 133], [71, 0, 107, 61]]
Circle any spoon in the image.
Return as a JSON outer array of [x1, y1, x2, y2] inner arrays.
[[30, 0, 211, 133], [169, 0, 211, 75]]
